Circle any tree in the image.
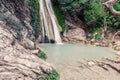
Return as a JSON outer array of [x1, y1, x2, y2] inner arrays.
[[103, 0, 120, 16], [103, 0, 120, 42]]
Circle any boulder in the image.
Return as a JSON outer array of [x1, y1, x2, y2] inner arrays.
[[112, 41, 120, 51], [63, 28, 86, 42]]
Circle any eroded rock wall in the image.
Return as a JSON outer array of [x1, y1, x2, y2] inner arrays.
[[0, 0, 52, 80]]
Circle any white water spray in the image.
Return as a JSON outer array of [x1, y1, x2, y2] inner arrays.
[[40, 0, 62, 44]]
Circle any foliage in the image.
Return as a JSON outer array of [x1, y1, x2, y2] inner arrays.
[[59, 0, 74, 4], [57, 0, 120, 29], [29, 0, 40, 38], [52, 2, 65, 31], [38, 51, 47, 60], [84, 1, 104, 27], [46, 69, 60, 80], [83, 0, 120, 29], [52, 0, 120, 40], [37, 69, 60, 80], [84, 0, 120, 29], [113, 0, 120, 11], [90, 28, 102, 40], [91, 28, 102, 34], [95, 34, 101, 40], [106, 12, 120, 28]]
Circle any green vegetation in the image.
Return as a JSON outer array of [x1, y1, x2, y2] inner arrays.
[[84, 1, 104, 27], [38, 51, 47, 60], [52, 1, 65, 31], [84, 1, 120, 29], [37, 69, 60, 80], [94, 33, 101, 40], [29, 0, 40, 38], [46, 69, 60, 80], [53, 0, 120, 39], [113, 0, 120, 11], [91, 28, 102, 40]]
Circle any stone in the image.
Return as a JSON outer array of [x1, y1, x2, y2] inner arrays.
[[0, 1, 53, 79], [94, 42, 100, 46], [63, 28, 86, 42], [87, 61, 95, 66], [113, 45, 120, 51], [114, 41, 120, 45], [116, 51, 120, 56]]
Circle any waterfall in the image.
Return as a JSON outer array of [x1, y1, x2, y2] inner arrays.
[[40, 0, 62, 44]]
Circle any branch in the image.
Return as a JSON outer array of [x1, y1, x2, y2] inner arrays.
[[112, 31, 120, 42], [103, 0, 120, 16]]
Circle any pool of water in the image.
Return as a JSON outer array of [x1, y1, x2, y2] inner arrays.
[[39, 44, 116, 64], [40, 44, 119, 80]]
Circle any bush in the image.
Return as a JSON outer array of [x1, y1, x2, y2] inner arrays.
[[37, 69, 60, 80], [83, 0, 120, 34], [46, 69, 60, 80], [95, 34, 101, 40], [84, 1, 104, 27], [89, 28, 102, 40], [38, 51, 47, 60], [113, 0, 120, 11], [57, 0, 120, 30]]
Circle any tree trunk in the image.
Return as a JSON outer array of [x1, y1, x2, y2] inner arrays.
[[103, 0, 120, 16]]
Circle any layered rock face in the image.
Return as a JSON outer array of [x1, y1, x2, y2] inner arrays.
[[0, 0, 52, 80], [0, 0, 32, 40]]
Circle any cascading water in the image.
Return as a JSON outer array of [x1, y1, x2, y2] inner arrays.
[[40, 0, 62, 44]]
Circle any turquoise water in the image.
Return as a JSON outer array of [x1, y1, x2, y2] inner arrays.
[[40, 44, 116, 64]]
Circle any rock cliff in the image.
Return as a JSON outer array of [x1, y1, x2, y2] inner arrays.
[[0, 0, 52, 80]]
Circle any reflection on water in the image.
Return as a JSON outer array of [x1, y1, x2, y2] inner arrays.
[[40, 44, 116, 64]]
